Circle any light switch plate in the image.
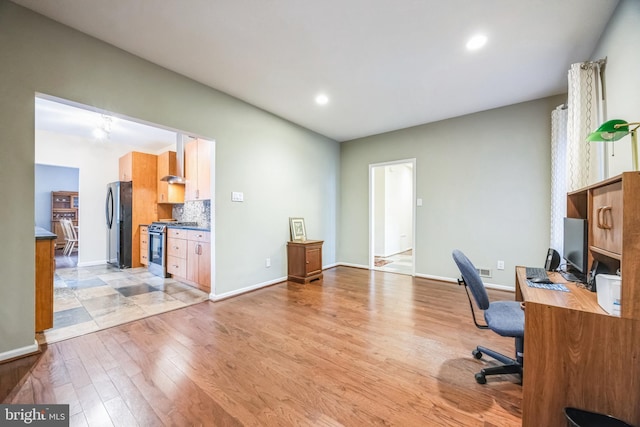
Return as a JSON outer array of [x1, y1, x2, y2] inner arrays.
[[231, 191, 244, 202]]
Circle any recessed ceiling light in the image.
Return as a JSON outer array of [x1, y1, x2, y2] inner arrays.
[[315, 94, 329, 105], [466, 34, 487, 51]]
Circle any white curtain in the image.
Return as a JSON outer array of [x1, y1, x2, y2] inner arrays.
[[550, 105, 568, 253], [566, 61, 604, 191]]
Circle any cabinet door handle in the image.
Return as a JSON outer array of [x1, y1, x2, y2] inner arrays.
[[597, 206, 613, 229], [597, 207, 603, 229], [601, 206, 613, 229]]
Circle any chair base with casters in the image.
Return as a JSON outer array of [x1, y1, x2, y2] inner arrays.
[[452, 249, 525, 385], [472, 336, 523, 384]]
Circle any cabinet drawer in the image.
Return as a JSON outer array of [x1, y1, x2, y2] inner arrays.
[[187, 230, 210, 243], [167, 256, 186, 277], [591, 181, 622, 255], [167, 228, 189, 239], [140, 247, 148, 265], [140, 225, 148, 234], [167, 238, 187, 258]]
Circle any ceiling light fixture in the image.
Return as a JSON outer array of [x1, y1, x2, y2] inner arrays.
[[93, 114, 114, 141], [466, 34, 487, 51], [315, 94, 329, 105]]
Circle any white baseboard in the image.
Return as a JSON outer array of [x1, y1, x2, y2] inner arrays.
[[337, 262, 369, 270], [210, 276, 287, 301], [208, 264, 514, 302], [0, 340, 39, 363], [414, 272, 515, 292]]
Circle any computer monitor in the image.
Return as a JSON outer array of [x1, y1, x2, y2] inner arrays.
[[563, 217, 588, 274]]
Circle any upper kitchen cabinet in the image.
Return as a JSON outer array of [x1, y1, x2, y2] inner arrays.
[[185, 138, 211, 201], [157, 151, 185, 204]]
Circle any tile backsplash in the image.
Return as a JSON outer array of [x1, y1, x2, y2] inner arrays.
[[172, 200, 211, 229]]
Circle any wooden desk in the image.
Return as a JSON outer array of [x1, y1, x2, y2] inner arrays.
[[516, 266, 640, 427]]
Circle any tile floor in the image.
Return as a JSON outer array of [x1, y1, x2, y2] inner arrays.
[[374, 249, 414, 275], [38, 263, 209, 344]]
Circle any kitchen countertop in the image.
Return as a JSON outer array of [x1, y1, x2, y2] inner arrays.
[[35, 226, 57, 240], [166, 224, 210, 232]]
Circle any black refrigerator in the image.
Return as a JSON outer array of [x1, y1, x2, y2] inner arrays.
[[105, 181, 132, 268]]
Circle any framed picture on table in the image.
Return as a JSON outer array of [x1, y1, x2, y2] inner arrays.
[[289, 217, 306, 241]]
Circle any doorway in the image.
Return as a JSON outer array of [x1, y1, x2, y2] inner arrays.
[[369, 159, 416, 275]]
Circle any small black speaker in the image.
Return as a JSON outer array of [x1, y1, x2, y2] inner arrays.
[[545, 248, 561, 271], [587, 260, 609, 292]]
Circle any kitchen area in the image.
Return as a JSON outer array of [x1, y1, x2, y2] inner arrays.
[[107, 136, 212, 291], [35, 122, 213, 343]]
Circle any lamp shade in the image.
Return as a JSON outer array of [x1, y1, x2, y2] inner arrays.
[[586, 119, 630, 142]]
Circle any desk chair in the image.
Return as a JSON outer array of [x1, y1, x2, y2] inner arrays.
[[452, 249, 524, 384]]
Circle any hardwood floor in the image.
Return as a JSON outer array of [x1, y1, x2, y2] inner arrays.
[[1, 267, 522, 426]]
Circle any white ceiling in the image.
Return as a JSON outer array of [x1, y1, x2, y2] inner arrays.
[[17, 0, 619, 142], [35, 96, 178, 151]]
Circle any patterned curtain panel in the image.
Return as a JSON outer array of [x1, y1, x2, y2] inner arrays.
[[550, 105, 568, 253], [566, 62, 603, 191]]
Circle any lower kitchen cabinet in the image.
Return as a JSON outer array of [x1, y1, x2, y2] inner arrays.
[[35, 233, 55, 332], [186, 230, 210, 292], [167, 228, 188, 277], [140, 225, 149, 266], [287, 240, 323, 283], [167, 228, 210, 292]]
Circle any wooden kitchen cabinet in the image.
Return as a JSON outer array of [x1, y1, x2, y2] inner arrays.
[[35, 232, 55, 332], [185, 138, 211, 201], [287, 240, 323, 283], [157, 151, 185, 204], [167, 228, 188, 278], [167, 228, 210, 292], [140, 225, 149, 266], [186, 230, 210, 292], [118, 151, 158, 267]]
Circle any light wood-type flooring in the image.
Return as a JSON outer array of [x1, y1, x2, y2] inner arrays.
[[2, 266, 522, 426]]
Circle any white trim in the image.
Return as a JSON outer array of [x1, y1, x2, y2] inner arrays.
[[368, 159, 417, 275], [414, 272, 515, 292], [337, 262, 369, 270], [0, 340, 39, 363], [209, 138, 217, 298], [209, 276, 286, 301]]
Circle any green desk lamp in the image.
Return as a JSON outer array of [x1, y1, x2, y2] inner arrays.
[[587, 119, 640, 171]]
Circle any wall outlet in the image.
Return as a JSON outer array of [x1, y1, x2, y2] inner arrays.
[[497, 260, 505, 270], [265, 257, 271, 268]]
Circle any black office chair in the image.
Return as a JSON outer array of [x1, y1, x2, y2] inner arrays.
[[452, 249, 524, 384]]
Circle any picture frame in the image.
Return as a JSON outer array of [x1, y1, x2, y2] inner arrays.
[[289, 217, 307, 241]]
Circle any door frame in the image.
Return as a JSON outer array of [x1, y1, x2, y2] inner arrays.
[[369, 158, 416, 275]]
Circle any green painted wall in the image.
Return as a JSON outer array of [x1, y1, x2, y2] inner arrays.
[[0, 1, 338, 357]]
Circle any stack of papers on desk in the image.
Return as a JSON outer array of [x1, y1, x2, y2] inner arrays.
[[526, 280, 570, 292]]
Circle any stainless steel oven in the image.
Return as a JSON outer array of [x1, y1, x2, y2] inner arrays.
[[148, 223, 167, 277], [148, 221, 198, 277]]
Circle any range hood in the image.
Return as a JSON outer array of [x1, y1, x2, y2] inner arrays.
[[161, 133, 186, 184]]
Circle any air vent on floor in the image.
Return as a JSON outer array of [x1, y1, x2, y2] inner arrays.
[[476, 268, 492, 278]]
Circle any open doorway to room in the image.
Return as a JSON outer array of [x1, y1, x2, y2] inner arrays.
[[33, 94, 213, 344], [35, 164, 80, 268], [369, 159, 416, 275]]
